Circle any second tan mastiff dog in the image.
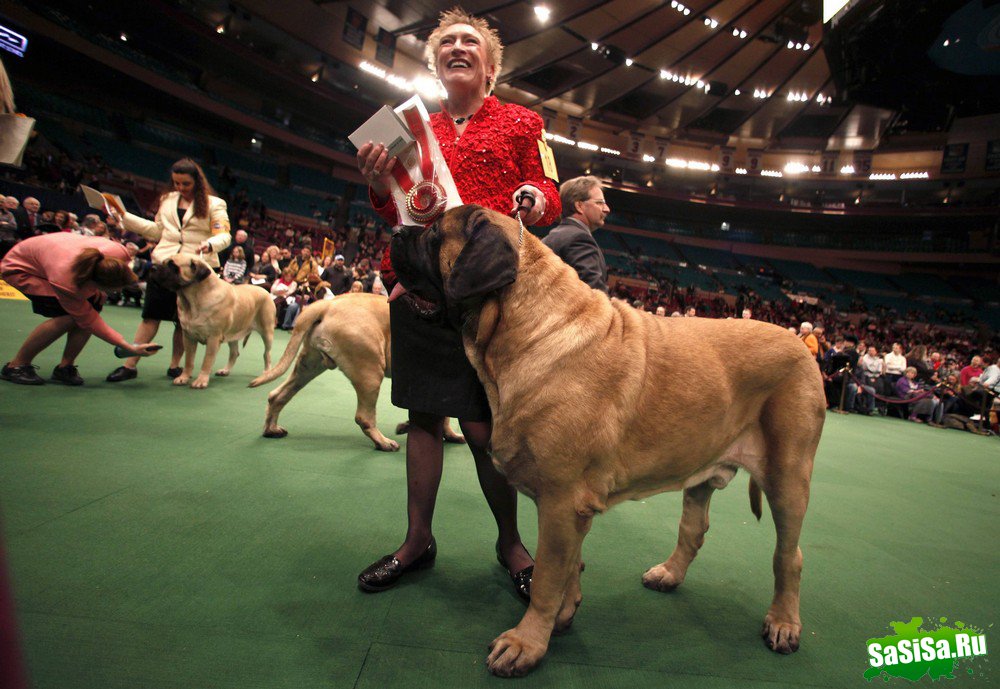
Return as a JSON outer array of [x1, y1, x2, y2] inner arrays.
[[389, 205, 826, 677], [155, 255, 274, 388], [249, 293, 399, 451], [248, 293, 465, 451]]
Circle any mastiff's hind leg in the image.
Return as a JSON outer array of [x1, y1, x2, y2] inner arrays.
[[215, 340, 240, 376], [642, 481, 715, 592], [262, 347, 327, 438]]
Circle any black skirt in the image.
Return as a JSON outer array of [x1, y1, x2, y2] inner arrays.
[[389, 299, 490, 422], [141, 278, 178, 322]]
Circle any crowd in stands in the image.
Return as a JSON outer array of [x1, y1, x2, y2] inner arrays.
[[1, 183, 996, 432], [1, 124, 996, 432]]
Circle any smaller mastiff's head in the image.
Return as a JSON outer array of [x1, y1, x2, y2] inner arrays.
[[389, 205, 521, 324], [152, 254, 214, 291]]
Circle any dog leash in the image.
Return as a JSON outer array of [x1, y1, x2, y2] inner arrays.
[[511, 190, 532, 248]]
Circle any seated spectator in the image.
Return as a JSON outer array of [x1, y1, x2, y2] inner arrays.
[[0, 202, 17, 258], [962, 356, 997, 418], [935, 373, 965, 421], [219, 228, 254, 268], [52, 210, 71, 233], [321, 254, 351, 295], [894, 367, 939, 423], [270, 267, 298, 329], [799, 321, 818, 357], [884, 342, 906, 385], [349, 280, 364, 293], [906, 344, 937, 385], [79, 214, 103, 236], [813, 326, 830, 361], [959, 355, 983, 387], [278, 248, 292, 270], [288, 246, 320, 287], [248, 245, 280, 291], [13, 196, 40, 238], [118, 242, 149, 307], [221, 246, 248, 284], [355, 258, 376, 292], [282, 279, 336, 330]]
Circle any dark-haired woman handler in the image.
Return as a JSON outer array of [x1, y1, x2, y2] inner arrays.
[[1, 233, 161, 385], [106, 158, 231, 382]]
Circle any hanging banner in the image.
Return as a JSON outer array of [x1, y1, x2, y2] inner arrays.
[[375, 28, 396, 67], [940, 143, 969, 174], [821, 150, 838, 174], [653, 137, 669, 162], [567, 116, 583, 141], [853, 149, 873, 175], [718, 146, 735, 171], [541, 107, 557, 132], [626, 131, 645, 160], [747, 148, 764, 172], [343, 7, 367, 50], [986, 140, 1000, 173]]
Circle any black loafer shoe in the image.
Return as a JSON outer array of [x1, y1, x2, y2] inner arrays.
[[1, 363, 45, 385], [106, 366, 138, 382], [51, 364, 84, 386], [358, 538, 437, 592], [166, 367, 183, 379], [496, 541, 532, 603]]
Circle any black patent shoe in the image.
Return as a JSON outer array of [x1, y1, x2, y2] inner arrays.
[[358, 538, 437, 593], [496, 540, 533, 603], [106, 366, 137, 382]]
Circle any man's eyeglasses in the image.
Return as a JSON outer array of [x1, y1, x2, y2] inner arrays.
[[586, 198, 609, 208]]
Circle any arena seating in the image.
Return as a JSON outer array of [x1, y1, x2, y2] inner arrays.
[[10, 82, 999, 332]]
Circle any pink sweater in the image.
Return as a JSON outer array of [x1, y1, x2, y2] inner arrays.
[[1, 234, 131, 347]]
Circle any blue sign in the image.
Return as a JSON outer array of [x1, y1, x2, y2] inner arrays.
[[0, 24, 27, 58]]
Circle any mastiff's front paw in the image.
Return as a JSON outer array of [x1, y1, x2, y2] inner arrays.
[[761, 614, 801, 654], [190, 375, 210, 389], [487, 627, 548, 677], [641, 563, 685, 592], [172, 374, 191, 386]]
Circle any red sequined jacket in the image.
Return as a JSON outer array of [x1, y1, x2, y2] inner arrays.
[[372, 96, 561, 285]]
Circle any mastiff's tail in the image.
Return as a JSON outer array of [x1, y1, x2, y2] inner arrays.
[[248, 303, 326, 387], [748, 478, 763, 521]]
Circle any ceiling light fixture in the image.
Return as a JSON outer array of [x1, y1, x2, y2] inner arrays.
[[533, 5, 551, 22], [625, 58, 634, 66]]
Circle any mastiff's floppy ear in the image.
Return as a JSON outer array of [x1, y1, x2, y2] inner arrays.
[[444, 211, 518, 310], [193, 261, 212, 282]]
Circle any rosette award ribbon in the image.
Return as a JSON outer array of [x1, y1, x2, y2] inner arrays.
[[387, 96, 462, 226]]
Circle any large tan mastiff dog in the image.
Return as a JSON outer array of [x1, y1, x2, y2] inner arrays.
[[155, 255, 274, 388], [389, 205, 826, 677], [248, 293, 400, 451]]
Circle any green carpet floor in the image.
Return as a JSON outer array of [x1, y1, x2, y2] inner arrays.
[[0, 299, 997, 688]]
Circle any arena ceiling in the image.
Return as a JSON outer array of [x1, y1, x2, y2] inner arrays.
[[185, 0, 893, 151]]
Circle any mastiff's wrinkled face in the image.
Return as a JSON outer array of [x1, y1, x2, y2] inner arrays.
[[152, 254, 213, 291], [390, 205, 520, 325]]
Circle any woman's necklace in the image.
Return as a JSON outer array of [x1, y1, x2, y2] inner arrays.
[[453, 114, 473, 125]]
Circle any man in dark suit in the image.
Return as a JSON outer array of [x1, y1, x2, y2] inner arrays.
[[541, 176, 609, 293], [12, 196, 40, 240]]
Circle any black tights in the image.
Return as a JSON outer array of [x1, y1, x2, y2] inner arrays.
[[393, 411, 533, 572]]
